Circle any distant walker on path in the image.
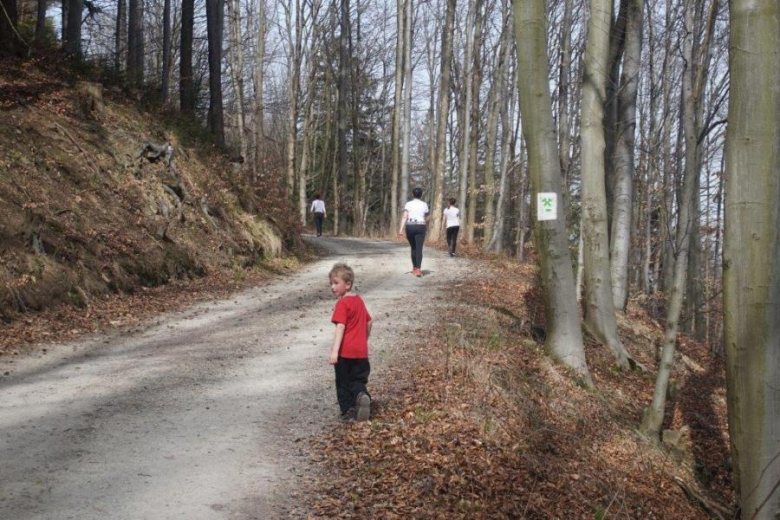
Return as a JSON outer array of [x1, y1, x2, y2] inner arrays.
[[398, 187, 430, 277], [442, 198, 460, 257], [310, 194, 326, 237]]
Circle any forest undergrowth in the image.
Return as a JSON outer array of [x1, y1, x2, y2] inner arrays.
[[305, 257, 734, 519]]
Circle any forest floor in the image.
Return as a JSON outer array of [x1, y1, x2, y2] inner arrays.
[[1, 235, 733, 519]]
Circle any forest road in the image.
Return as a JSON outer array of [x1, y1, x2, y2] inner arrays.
[[0, 235, 470, 519]]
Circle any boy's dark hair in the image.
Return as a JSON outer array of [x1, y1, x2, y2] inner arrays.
[[412, 187, 423, 198], [314, 193, 321, 199], [329, 263, 355, 285], [448, 198, 456, 205]]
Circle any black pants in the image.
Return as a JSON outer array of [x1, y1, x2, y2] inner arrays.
[[405, 224, 427, 269], [314, 212, 324, 236], [446, 226, 460, 255], [334, 357, 370, 414]]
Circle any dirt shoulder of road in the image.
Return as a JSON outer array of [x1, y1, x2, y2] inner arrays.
[[301, 257, 734, 519]]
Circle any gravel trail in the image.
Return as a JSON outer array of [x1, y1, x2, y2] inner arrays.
[[0, 235, 469, 519]]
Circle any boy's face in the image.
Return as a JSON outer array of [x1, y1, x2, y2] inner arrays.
[[330, 275, 352, 298]]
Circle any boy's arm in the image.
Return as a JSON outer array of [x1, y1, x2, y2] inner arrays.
[[329, 323, 345, 364], [366, 319, 372, 339]]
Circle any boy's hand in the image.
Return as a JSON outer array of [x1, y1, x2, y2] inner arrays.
[[328, 351, 339, 365]]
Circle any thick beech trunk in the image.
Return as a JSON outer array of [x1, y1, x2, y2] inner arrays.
[[723, 0, 780, 517], [580, 0, 632, 368], [513, 0, 592, 385]]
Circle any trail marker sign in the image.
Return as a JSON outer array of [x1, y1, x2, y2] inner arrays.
[[537, 192, 557, 221]]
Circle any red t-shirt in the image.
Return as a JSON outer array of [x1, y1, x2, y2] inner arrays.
[[331, 294, 372, 359]]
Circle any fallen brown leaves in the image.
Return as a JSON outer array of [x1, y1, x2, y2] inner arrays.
[[304, 260, 733, 519]]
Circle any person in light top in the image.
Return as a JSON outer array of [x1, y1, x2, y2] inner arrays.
[[441, 198, 460, 257], [310, 194, 326, 237], [397, 187, 429, 277]]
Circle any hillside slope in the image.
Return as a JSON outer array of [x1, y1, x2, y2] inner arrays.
[[0, 58, 293, 330]]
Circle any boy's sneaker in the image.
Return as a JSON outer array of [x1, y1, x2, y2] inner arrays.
[[340, 408, 356, 423], [413, 268, 422, 277], [356, 392, 371, 421]]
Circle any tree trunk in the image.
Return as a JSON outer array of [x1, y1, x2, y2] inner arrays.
[[466, 0, 483, 244], [557, 0, 573, 211], [206, 0, 225, 147], [115, 0, 127, 70], [609, 0, 643, 311], [180, 0, 195, 113], [337, 0, 349, 233], [161, 0, 172, 104], [285, 0, 303, 200], [482, 2, 510, 251], [251, 0, 266, 182], [513, 0, 592, 386], [298, 1, 321, 226], [400, 0, 412, 212], [65, 0, 83, 55], [390, 0, 404, 233], [127, 0, 144, 86], [458, 0, 475, 232], [641, 0, 698, 440], [430, 0, 456, 236], [581, 0, 632, 368], [723, 0, 780, 517], [227, 0, 247, 161], [486, 43, 516, 254], [35, 0, 47, 43]]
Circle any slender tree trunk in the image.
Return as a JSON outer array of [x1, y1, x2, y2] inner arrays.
[[161, 0, 172, 104], [430, 0, 456, 236], [513, 0, 592, 386], [724, 0, 780, 517], [609, 0, 643, 310], [227, 0, 247, 161], [206, 0, 225, 147], [65, 0, 83, 55], [486, 45, 516, 254], [466, 0, 483, 244], [337, 0, 350, 233], [115, 0, 127, 71], [285, 0, 303, 199], [61, 0, 67, 42], [252, 0, 266, 182], [641, 0, 698, 439], [180, 0, 195, 113], [482, 2, 510, 251], [581, 0, 632, 368], [127, 0, 144, 86], [390, 0, 404, 233], [298, 1, 321, 226], [400, 0, 412, 212], [557, 0, 573, 212], [458, 0, 475, 229]]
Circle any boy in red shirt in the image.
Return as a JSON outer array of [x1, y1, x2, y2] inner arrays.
[[328, 263, 372, 421]]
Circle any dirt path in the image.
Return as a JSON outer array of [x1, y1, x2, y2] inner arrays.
[[0, 236, 471, 519]]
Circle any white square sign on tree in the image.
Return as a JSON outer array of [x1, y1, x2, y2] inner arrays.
[[537, 192, 557, 221]]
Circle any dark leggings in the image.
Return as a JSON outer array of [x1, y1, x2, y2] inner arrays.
[[334, 357, 370, 413], [314, 212, 324, 235], [446, 226, 460, 254], [405, 224, 427, 269]]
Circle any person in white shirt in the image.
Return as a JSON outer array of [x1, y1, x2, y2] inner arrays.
[[397, 187, 429, 277], [441, 198, 461, 257], [310, 194, 326, 236]]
